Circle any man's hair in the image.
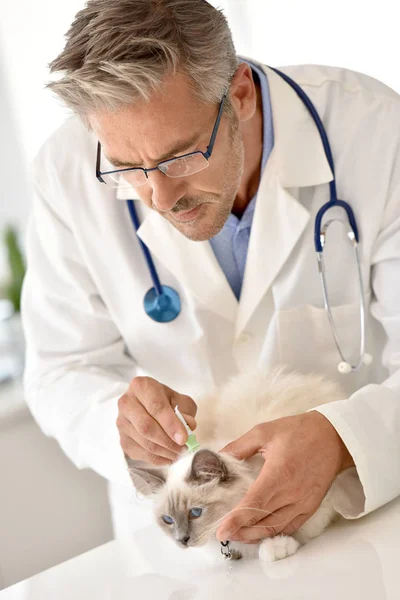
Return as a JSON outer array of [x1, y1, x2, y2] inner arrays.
[[47, 0, 239, 128]]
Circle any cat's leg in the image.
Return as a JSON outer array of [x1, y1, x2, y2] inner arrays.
[[233, 542, 259, 560], [293, 496, 338, 546], [259, 497, 337, 561], [259, 535, 300, 562]]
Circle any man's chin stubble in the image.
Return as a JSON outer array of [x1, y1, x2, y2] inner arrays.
[[172, 210, 231, 241], [161, 191, 237, 240]]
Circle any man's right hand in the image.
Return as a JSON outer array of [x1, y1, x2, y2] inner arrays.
[[116, 376, 197, 466]]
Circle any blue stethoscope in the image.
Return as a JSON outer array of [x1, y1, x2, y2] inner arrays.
[[126, 67, 371, 374]]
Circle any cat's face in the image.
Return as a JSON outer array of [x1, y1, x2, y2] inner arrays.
[[129, 449, 255, 549]]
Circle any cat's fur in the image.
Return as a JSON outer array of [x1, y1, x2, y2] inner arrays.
[[129, 366, 344, 562]]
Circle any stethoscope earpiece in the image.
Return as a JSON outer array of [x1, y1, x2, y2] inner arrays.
[[338, 362, 352, 374], [362, 353, 373, 366], [126, 70, 373, 374], [338, 353, 373, 374]]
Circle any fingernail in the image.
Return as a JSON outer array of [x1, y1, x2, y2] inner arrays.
[[174, 433, 185, 445]]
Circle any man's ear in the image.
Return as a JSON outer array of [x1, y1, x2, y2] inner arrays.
[[126, 457, 167, 496], [186, 449, 235, 486], [229, 61, 257, 122]]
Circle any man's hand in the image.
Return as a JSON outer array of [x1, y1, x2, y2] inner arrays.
[[216, 411, 354, 543], [117, 376, 197, 466]]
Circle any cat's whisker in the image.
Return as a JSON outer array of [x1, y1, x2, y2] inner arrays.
[[194, 511, 242, 544], [195, 516, 228, 543], [195, 506, 287, 545], [128, 368, 339, 558], [221, 505, 276, 520]]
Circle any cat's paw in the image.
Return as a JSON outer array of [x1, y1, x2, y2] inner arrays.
[[259, 535, 300, 562]]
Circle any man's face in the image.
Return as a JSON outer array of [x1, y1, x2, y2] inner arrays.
[[90, 72, 245, 241]]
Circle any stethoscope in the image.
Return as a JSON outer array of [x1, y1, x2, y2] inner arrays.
[[126, 66, 371, 374]]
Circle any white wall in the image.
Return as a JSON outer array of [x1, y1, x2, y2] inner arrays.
[[221, 0, 400, 94], [0, 1, 83, 280], [0, 404, 113, 588]]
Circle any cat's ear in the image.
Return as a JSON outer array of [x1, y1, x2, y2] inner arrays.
[[126, 457, 167, 496], [187, 449, 234, 486]]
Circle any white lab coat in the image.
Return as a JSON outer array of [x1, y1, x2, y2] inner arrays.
[[22, 60, 400, 537]]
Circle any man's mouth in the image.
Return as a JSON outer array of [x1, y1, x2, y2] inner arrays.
[[171, 204, 202, 223]]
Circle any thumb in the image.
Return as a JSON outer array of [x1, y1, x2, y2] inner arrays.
[[181, 412, 197, 431], [219, 425, 265, 460]]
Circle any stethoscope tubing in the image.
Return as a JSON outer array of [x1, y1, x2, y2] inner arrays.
[[125, 66, 369, 373], [127, 199, 163, 296], [268, 67, 360, 252]]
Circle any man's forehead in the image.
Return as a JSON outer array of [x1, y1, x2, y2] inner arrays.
[[97, 112, 207, 166], [92, 87, 215, 167], [91, 71, 206, 132]]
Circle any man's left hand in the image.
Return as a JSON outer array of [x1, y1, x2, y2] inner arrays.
[[216, 410, 354, 544]]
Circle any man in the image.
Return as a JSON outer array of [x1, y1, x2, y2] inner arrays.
[[23, 0, 400, 542]]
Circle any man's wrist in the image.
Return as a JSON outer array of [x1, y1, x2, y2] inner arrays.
[[338, 438, 355, 471], [309, 410, 355, 473]]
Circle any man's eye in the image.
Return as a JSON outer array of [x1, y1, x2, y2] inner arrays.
[[162, 514, 174, 525], [189, 507, 203, 518]]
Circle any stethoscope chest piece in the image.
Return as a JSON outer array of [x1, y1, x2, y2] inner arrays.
[[127, 200, 181, 323], [144, 285, 181, 323], [126, 69, 373, 369]]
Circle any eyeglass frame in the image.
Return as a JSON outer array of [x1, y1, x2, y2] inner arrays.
[[95, 93, 227, 186]]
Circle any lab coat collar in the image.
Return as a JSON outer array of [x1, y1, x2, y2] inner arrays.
[[260, 61, 334, 187], [116, 60, 333, 330], [233, 61, 334, 335]]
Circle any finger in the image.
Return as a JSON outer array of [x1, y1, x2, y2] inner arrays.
[[219, 423, 267, 459], [168, 396, 198, 438], [229, 504, 298, 542], [120, 396, 184, 452], [120, 434, 173, 466], [118, 416, 181, 461], [136, 430, 181, 462], [217, 501, 275, 542], [216, 464, 281, 540], [181, 411, 197, 431], [173, 393, 198, 419], [130, 378, 191, 445], [281, 512, 310, 536]]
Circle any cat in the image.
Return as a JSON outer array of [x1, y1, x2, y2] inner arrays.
[[128, 366, 345, 562]]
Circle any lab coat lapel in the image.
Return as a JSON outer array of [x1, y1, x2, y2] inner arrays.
[[236, 162, 310, 337], [116, 184, 238, 323], [235, 63, 334, 338], [137, 212, 238, 322], [116, 61, 334, 332]]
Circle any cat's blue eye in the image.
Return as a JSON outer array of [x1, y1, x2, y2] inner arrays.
[[162, 515, 174, 525], [189, 507, 203, 519]]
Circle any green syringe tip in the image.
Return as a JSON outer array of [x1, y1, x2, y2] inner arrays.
[[185, 433, 200, 453]]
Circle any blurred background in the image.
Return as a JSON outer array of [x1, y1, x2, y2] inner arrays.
[[0, 0, 399, 589]]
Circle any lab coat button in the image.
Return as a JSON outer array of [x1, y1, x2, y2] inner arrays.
[[238, 332, 252, 344]]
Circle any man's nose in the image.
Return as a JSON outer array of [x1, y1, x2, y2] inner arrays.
[[149, 170, 185, 213], [178, 535, 190, 546]]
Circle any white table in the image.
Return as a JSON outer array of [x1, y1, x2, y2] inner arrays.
[[0, 380, 112, 588], [1, 495, 399, 599]]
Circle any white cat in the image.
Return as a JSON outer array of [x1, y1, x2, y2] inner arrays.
[[129, 366, 344, 562]]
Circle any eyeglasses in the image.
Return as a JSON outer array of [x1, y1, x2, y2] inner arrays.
[[96, 94, 227, 189]]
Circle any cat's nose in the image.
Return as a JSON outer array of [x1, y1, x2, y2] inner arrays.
[[178, 536, 190, 546]]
